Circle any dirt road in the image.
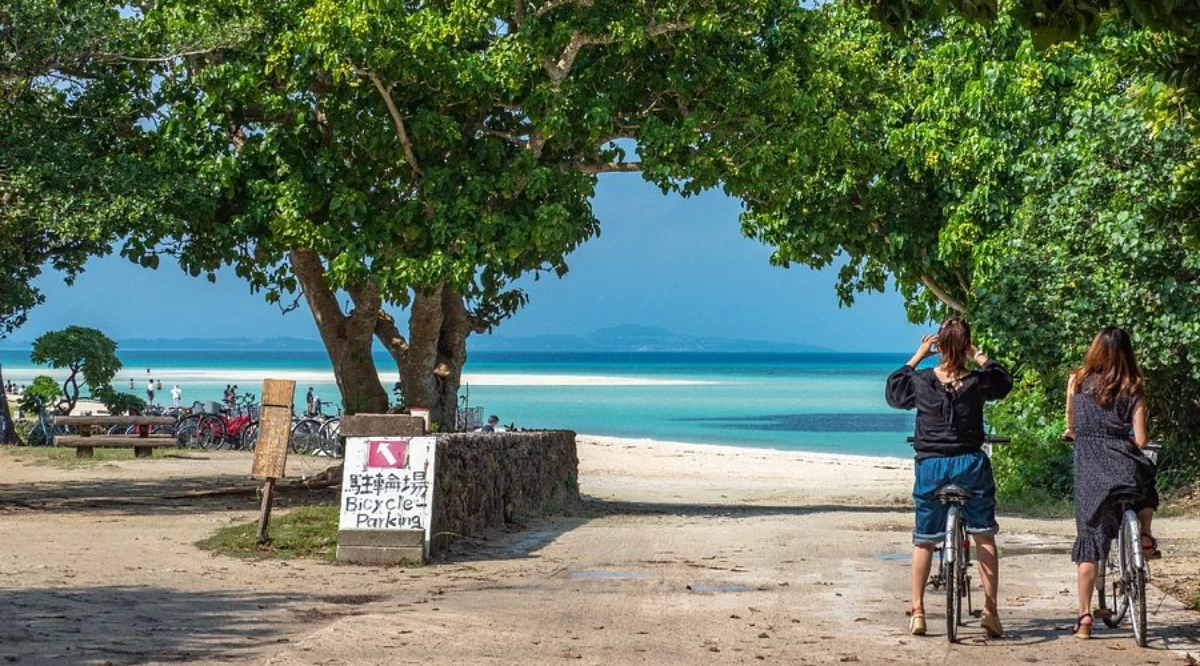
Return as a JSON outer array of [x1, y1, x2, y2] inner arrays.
[[0, 438, 1196, 665]]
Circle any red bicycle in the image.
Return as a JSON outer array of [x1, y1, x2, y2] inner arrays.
[[183, 393, 259, 450]]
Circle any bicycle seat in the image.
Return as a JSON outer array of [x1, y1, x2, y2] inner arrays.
[[934, 484, 973, 501], [1110, 489, 1143, 504]]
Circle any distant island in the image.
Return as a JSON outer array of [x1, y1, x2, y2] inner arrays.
[[5, 326, 832, 353], [471, 325, 832, 353], [3, 336, 328, 351]]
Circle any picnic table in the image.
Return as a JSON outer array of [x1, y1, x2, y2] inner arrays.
[[53, 415, 178, 458]]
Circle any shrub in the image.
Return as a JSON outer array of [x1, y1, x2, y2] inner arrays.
[[18, 376, 62, 414]]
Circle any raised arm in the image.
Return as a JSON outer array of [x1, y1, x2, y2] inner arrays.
[[887, 335, 936, 410], [969, 346, 1013, 400]]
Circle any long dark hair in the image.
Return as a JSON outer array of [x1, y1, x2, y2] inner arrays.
[[1076, 326, 1143, 408], [938, 318, 971, 375]]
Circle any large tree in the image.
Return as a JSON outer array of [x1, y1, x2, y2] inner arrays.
[[116, 0, 805, 424], [0, 0, 171, 441], [673, 4, 1200, 494]]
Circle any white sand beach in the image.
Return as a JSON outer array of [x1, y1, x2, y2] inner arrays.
[[2, 434, 1197, 664]]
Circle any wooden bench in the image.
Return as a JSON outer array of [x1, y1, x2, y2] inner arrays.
[[54, 416, 178, 458]]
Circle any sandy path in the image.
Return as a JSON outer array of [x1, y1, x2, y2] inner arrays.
[[0, 437, 1197, 665]]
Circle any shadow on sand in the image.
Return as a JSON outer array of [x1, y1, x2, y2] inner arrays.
[[0, 474, 338, 516], [0, 585, 354, 664]]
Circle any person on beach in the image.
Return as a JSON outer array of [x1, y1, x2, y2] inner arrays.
[[170, 384, 182, 408], [886, 318, 1013, 638], [1064, 326, 1159, 639], [146, 379, 156, 406], [306, 387, 315, 416], [129, 378, 134, 390], [482, 415, 500, 433]]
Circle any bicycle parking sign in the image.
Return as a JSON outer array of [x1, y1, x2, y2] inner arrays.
[[338, 435, 437, 561]]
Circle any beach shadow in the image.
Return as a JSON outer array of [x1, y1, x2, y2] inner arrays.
[[0, 585, 325, 664], [435, 497, 907, 563], [0, 475, 339, 516], [581, 497, 908, 519]]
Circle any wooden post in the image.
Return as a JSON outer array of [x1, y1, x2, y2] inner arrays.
[[256, 477, 277, 544], [252, 379, 295, 545], [77, 425, 93, 458]]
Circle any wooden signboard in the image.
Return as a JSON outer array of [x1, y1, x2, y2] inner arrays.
[[251, 378, 295, 543], [252, 379, 295, 479]]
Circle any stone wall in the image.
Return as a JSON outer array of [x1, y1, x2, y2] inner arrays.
[[430, 430, 579, 556]]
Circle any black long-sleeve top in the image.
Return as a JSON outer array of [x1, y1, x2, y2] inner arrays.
[[886, 361, 1013, 459]]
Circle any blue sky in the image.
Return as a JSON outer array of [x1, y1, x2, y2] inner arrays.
[[14, 174, 925, 352]]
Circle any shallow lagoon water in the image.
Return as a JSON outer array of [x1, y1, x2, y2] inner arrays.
[[1, 350, 917, 457]]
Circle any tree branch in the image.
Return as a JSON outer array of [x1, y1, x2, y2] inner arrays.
[[373, 307, 410, 371], [476, 125, 528, 147], [93, 48, 226, 63], [535, 0, 594, 17], [543, 21, 692, 84], [921, 274, 968, 314], [570, 161, 642, 174], [359, 70, 423, 177]]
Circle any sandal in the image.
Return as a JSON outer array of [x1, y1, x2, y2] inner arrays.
[[979, 610, 1004, 638], [909, 608, 926, 636], [1073, 613, 1093, 640], [1142, 533, 1162, 560]]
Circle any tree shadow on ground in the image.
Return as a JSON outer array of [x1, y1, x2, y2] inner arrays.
[[998, 614, 1200, 652], [437, 496, 908, 562], [0, 474, 339, 516], [0, 585, 367, 664]]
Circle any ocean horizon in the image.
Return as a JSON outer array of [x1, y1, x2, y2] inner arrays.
[[1, 349, 917, 458]]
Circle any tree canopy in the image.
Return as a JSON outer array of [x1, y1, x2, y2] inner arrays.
[[674, 3, 1200, 497], [30, 326, 122, 414], [106, 0, 809, 421]]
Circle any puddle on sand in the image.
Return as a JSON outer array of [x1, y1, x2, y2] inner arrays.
[[688, 583, 752, 593], [873, 553, 912, 561], [567, 570, 649, 581]]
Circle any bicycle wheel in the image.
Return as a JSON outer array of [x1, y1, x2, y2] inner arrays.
[[1099, 539, 1127, 627], [290, 418, 322, 454], [175, 414, 202, 448], [26, 421, 51, 447], [1125, 514, 1148, 647], [316, 418, 342, 457], [239, 421, 259, 452], [945, 506, 962, 643], [187, 415, 225, 450]]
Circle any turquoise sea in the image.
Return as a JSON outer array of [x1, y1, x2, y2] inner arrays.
[[0, 350, 915, 457]]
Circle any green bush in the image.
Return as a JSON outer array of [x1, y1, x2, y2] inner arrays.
[[988, 378, 1075, 507], [92, 385, 146, 415], [18, 376, 61, 414]]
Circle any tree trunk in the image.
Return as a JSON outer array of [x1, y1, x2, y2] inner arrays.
[[0, 362, 17, 445], [290, 249, 388, 415], [400, 284, 445, 422], [433, 286, 473, 430], [386, 285, 475, 430]]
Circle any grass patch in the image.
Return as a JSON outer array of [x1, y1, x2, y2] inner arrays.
[[196, 505, 339, 561], [8, 446, 141, 468]]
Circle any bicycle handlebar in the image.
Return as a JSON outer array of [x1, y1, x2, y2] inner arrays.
[[906, 436, 1010, 444]]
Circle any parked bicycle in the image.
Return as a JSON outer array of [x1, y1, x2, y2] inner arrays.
[[290, 407, 342, 456], [178, 393, 259, 450], [1091, 442, 1161, 648], [909, 434, 1010, 643], [25, 397, 69, 447]]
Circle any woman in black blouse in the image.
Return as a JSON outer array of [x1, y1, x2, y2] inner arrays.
[[886, 318, 1013, 637]]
